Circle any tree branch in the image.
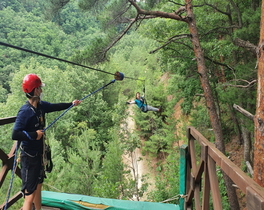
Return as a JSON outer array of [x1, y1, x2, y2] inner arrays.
[[128, 0, 188, 22], [233, 104, 254, 121], [204, 1, 230, 16], [168, 1, 185, 6], [201, 0, 242, 37], [227, 0, 242, 28], [233, 38, 258, 55], [204, 56, 235, 72], [149, 34, 191, 54], [222, 79, 257, 88], [102, 14, 139, 58]]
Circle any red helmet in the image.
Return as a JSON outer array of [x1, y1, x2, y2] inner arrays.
[[22, 74, 45, 93]]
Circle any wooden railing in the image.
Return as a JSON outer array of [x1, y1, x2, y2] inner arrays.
[[2, 118, 264, 209], [0, 116, 23, 210], [184, 126, 264, 210]]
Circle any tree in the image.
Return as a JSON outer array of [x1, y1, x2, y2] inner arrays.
[[254, 0, 264, 187], [74, 0, 240, 208], [184, 1, 239, 208]]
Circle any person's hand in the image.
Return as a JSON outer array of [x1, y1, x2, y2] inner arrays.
[[72, 100, 81, 106], [36, 130, 44, 140], [126, 101, 130, 104]]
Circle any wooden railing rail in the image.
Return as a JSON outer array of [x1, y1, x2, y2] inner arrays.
[[2, 118, 264, 209], [0, 116, 23, 210], [185, 126, 264, 210]]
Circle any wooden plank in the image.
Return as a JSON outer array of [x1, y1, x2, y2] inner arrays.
[[8, 142, 18, 157], [207, 143, 259, 194], [0, 192, 23, 209], [201, 141, 208, 162], [195, 161, 204, 181], [185, 187, 194, 204], [42, 206, 61, 210], [185, 156, 193, 204], [187, 126, 264, 209], [0, 148, 8, 162], [189, 138, 197, 173], [246, 186, 264, 210], [208, 156, 222, 210], [0, 164, 9, 188], [194, 183, 201, 210], [0, 116, 16, 125], [202, 162, 210, 210], [189, 126, 264, 197]]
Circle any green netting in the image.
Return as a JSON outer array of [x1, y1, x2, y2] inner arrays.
[[42, 191, 180, 210], [179, 144, 187, 210]]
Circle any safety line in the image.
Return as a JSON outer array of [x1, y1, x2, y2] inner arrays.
[[43, 79, 116, 132], [4, 142, 20, 210], [0, 41, 145, 81]]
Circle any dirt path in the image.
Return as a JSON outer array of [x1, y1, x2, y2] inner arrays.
[[122, 106, 156, 201]]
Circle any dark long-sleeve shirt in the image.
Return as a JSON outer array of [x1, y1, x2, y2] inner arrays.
[[12, 100, 72, 156]]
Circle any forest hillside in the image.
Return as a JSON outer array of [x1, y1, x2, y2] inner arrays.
[[0, 0, 261, 209]]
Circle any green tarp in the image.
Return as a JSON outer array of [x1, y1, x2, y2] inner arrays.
[[42, 191, 180, 210], [179, 144, 187, 210]]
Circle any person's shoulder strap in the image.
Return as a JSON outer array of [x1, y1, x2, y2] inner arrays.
[[25, 101, 37, 114]]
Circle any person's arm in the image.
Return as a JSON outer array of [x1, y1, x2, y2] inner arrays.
[[12, 106, 44, 141], [12, 129, 41, 141], [43, 100, 81, 113]]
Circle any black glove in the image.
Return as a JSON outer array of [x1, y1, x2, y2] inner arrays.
[[126, 102, 130, 104]]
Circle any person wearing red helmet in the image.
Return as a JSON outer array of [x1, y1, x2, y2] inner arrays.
[[22, 73, 45, 98], [12, 74, 81, 210]]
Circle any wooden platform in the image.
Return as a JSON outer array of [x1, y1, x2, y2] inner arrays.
[[42, 206, 61, 210]]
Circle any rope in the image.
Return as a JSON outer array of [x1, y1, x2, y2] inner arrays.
[[0, 41, 145, 81], [43, 79, 115, 132], [142, 81, 147, 106], [4, 141, 20, 210]]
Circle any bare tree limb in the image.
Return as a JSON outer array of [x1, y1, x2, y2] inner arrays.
[[233, 104, 254, 121], [149, 34, 191, 54], [204, 56, 235, 71], [246, 161, 254, 176], [227, 0, 242, 28], [102, 14, 139, 58], [168, 1, 185, 6], [201, 0, 242, 37], [108, 2, 132, 26], [128, 0, 188, 22], [102, 1, 190, 57], [223, 79, 257, 88], [204, 1, 230, 16], [202, 25, 240, 37], [233, 38, 258, 55]]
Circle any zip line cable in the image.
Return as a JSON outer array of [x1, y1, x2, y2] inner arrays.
[[0, 41, 144, 82]]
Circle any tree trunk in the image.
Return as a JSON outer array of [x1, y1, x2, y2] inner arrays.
[[228, 104, 243, 145], [185, 1, 240, 209], [253, 0, 264, 187], [241, 119, 251, 163], [252, 0, 260, 11]]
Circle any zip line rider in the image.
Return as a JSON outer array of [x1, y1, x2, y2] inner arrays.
[[12, 74, 81, 210], [126, 92, 161, 113]]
